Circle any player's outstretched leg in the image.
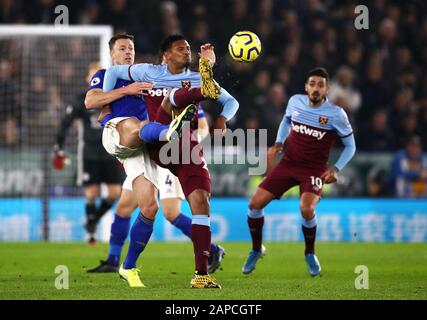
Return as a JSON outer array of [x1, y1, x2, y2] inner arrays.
[[139, 104, 197, 144], [166, 104, 197, 142], [138, 122, 169, 144], [168, 87, 204, 108], [199, 56, 221, 99]]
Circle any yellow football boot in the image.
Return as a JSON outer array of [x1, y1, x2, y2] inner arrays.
[[165, 103, 197, 142], [190, 273, 222, 289], [199, 56, 221, 100], [119, 265, 145, 288]]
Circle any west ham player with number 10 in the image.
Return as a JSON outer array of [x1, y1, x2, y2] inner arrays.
[[242, 68, 356, 276]]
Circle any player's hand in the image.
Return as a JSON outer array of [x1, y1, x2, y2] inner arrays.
[[321, 166, 339, 184], [124, 82, 154, 96], [268, 143, 283, 162], [266, 143, 283, 174], [199, 43, 216, 66], [212, 116, 227, 136], [97, 105, 112, 123], [52, 145, 68, 171]]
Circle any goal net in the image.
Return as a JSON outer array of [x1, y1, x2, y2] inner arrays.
[[0, 25, 113, 241]]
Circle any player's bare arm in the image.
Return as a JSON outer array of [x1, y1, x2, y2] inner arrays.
[[197, 116, 210, 141], [209, 88, 239, 136], [212, 115, 227, 135], [85, 82, 154, 109]]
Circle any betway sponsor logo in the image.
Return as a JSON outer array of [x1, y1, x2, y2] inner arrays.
[[147, 88, 169, 97], [292, 123, 326, 140]]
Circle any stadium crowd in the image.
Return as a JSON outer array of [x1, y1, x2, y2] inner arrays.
[[0, 0, 426, 196]]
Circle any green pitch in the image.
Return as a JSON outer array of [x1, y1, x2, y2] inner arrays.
[[0, 242, 426, 300]]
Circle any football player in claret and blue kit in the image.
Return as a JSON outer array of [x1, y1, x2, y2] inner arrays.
[[242, 67, 356, 277], [103, 35, 239, 289]]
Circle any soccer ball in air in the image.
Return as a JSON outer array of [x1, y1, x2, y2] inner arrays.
[[228, 31, 262, 63]]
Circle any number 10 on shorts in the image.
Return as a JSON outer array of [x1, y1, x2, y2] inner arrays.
[[310, 176, 323, 189]]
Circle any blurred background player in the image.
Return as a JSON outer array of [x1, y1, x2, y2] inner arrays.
[[242, 68, 356, 276], [85, 34, 225, 276], [53, 62, 124, 244], [391, 135, 427, 198]]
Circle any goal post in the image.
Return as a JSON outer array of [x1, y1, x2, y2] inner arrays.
[[0, 25, 113, 68], [0, 25, 113, 242]]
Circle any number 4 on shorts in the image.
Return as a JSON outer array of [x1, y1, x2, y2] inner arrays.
[[165, 174, 172, 186]]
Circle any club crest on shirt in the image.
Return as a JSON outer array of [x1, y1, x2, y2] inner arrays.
[[319, 116, 329, 125], [90, 77, 101, 86], [181, 80, 191, 88]]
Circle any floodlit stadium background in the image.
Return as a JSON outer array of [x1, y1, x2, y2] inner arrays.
[[0, 0, 426, 243]]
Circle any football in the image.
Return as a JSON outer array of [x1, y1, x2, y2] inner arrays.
[[228, 31, 262, 63]]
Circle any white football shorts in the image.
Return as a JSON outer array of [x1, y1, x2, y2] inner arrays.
[[102, 117, 143, 160], [102, 117, 158, 190], [157, 166, 185, 200]]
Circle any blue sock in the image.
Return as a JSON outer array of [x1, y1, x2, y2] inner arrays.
[[172, 213, 218, 254], [123, 212, 154, 269], [106, 214, 131, 266], [139, 122, 169, 143], [210, 243, 219, 254], [172, 213, 192, 238]]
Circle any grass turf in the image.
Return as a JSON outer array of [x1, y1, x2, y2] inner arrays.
[[0, 242, 426, 300]]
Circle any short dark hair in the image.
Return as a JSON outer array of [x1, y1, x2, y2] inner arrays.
[[306, 67, 329, 82], [108, 34, 134, 50], [160, 34, 186, 54]]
